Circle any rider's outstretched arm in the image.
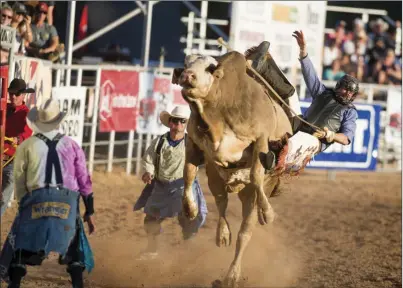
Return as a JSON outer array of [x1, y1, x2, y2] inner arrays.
[[293, 30, 326, 100]]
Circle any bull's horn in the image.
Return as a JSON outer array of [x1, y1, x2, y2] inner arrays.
[[217, 37, 232, 51]]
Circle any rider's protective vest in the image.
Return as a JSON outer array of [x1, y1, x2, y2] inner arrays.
[[303, 89, 352, 134]]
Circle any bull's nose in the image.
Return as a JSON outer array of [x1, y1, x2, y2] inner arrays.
[[182, 71, 196, 82]]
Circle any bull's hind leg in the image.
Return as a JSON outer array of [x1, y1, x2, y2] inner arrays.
[[251, 137, 276, 225], [206, 162, 231, 247], [223, 185, 258, 288]]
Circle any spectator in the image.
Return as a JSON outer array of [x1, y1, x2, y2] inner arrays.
[[24, 1, 55, 25], [1, 3, 13, 26], [11, 2, 33, 54], [1, 3, 13, 64], [356, 55, 366, 81], [323, 16, 402, 84], [323, 59, 345, 81], [323, 38, 341, 68], [367, 18, 394, 62], [355, 30, 368, 57], [26, 2, 63, 62], [342, 40, 355, 56], [351, 18, 367, 41], [328, 20, 348, 50], [378, 49, 402, 85]]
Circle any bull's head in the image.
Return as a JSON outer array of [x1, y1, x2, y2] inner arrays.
[[172, 54, 224, 99]]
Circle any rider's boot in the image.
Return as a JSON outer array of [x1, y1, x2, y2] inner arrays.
[[244, 41, 296, 101], [67, 263, 85, 288], [7, 264, 27, 288]]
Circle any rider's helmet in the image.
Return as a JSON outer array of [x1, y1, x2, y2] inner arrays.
[[334, 74, 360, 105]]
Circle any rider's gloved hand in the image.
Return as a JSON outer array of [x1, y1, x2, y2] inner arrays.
[[313, 127, 335, 143], [324, 127, 336, 143]]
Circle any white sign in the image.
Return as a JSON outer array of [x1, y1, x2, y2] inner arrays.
[[300, 101, 381, 170], [52, 86, 87, 146], [229, 1, 327, 82]]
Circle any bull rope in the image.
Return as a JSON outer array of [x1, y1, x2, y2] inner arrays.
[[217, 37, 325, 134]]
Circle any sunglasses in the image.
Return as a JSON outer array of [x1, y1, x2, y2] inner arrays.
[[2, 14, 12, 19], [38, 11, 47, 15], [16, 12, 26, 16], [170, 118, 187, 124], [10, 92, 23, 97]]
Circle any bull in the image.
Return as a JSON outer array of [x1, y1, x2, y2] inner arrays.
[[172, 51, 293, 287]]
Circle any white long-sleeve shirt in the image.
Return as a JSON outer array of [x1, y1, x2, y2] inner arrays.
[[142, 133, 186, 182]]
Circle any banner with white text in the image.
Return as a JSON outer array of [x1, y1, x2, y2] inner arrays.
[[99, 70, 139, 132], [52, 86, 87, 146]]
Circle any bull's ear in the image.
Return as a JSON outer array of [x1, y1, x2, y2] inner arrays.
[[213, 67, 224, 79], [172, 68, 184, 84]]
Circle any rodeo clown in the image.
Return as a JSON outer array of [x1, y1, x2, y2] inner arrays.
[[0, 99, 95, 288], [134, 106, 208, 260], [2, 79, 34, 216]]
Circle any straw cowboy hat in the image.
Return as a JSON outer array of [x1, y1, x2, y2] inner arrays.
[[27, 98, 66, 133], [159, 106, 191, 127]]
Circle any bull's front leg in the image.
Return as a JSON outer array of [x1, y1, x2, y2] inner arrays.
[[250, 136, 276, 225], [183, 137, 204, 220]]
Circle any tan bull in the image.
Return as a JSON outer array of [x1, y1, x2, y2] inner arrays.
[[172, 51, 293, 287]]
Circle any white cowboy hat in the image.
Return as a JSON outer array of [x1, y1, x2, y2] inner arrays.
[[159, 106, 191, 128], [27, 98, 67, 133], [370, 18, 389, 32]]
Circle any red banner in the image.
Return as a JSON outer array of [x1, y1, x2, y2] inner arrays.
[[99, 70, 139, 132]]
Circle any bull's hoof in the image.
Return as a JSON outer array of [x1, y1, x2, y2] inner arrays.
[[216, 218, 231, 247], [258, 207, 276, 225], [212, 279, 223, 288], [224, 264, 241, 288], [183, 200, 198, 220]]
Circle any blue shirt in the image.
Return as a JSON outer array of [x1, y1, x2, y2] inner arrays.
[[299, 55, 358, 145]]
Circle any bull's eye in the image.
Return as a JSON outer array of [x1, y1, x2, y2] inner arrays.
[[206, 64, 216, 74]]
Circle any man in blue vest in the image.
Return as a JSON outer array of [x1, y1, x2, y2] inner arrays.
[[247, 30, 359, 171], [133, 106, 208, 260]]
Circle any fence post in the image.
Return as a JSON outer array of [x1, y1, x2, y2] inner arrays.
[[107, 131, 115, 172], [135, 133, 143, 175], [126, 130, 135, 175], [186, 12, 195, 55], [89, 68, 101, 175]]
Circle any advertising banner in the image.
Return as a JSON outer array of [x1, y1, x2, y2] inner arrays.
[[52, 86, 87, 146], [99, 70, 139, 132], [300, 101, 382, 170]]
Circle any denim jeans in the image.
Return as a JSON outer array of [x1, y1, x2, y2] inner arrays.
[[1, 162, 14, 216]]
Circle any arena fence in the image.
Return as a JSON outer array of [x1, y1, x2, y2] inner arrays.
[[51, 64, 173, 176], [4, 55, 402, 177]]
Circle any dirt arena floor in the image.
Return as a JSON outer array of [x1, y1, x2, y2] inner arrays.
[[1, 168, 401, 288]]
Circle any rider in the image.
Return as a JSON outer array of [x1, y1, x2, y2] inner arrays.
[[1, 78, 34, 216], [247, 30, 359, 170]]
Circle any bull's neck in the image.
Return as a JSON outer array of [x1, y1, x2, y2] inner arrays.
[[190, 97, 224, 150]]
